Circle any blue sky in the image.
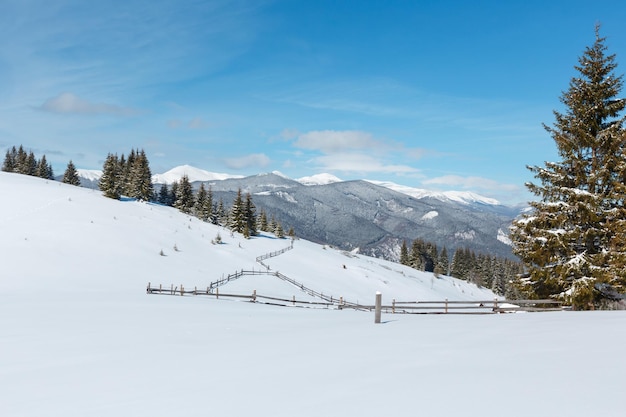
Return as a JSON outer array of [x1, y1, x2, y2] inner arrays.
[[1, 0, 626, 205]]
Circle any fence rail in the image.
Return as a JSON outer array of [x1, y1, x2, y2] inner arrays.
[[147, 239, 567, 314], [146, 282, 564, 313]]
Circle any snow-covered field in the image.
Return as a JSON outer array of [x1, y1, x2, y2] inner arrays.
[[2, 172, 625, 417]]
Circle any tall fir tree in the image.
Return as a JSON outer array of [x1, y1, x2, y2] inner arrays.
[[99, 153, 121, 199], [399, 241, 410, 266], [511, 27, 626, 309], [228, 189, 246, 233], [174, 175, 194, 214], [62, 160, 81, 186], [36, 155, 54, 179], [244, 192, 257, 237], [2, 146, 16, 172]]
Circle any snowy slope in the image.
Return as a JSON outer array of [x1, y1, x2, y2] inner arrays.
[[2, 171, 625, 417]]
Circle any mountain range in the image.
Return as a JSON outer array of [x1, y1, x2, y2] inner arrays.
[[72, 165, 523, 260]]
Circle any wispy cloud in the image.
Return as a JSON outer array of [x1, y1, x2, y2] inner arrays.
[[224, 153, 271, 170], [310, 153, 419, 175], [38, 93, 139, 116], [168, 117, 211, 129], [294, 130, 379, 153], [290, 129, 422, 175]]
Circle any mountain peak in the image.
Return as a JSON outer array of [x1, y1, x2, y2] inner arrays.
[[366, 180, 501, 206], [297, 173, 343, 186], [151, 165, 243, 184]]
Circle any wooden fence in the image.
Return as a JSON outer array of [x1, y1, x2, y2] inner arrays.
[[147, 239, 566, 314], [146, 282, 564, 313]]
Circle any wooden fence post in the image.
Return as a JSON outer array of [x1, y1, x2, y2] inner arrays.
[[445, 298, 448, 314], [252, 289, 257, 301], [392, 299, 396, 314], [292, 295, 296, 306], [494, 298, 499, 313], [216, 287, 219, 299], [375, 292, 382, 324], [170, 284, 173, 295], [180, 285, 184, 296]]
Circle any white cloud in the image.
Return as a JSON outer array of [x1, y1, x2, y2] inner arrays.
[[188, 117, 209, 129], [38, 93, 138, 116], [311, 153, 419, 174], [224, 153, 271, 170], [294, 130, 379, 153]]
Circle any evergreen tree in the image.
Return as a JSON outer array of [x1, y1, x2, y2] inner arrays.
[[194, 183, 214, 223], [399, 241, 410, 266], [127, 149, 153, 201], [258, 209, 269, 232], [62, 160, 81, 186], [511, 27, 626, 308], [216, 198, 226, 225], [244, 193, 257, 237], [158, 184, 171, 205], [169, 182, 179, 207], [36, 155, 54, 179], [99, 153, 121, 199], [228, 189, 246, 233], [437, 246, 450, 276], [2, 146, 16, 172], [15, 145, 28, 174], [174, 175, 194, 213], [25, 151, 37, 176]]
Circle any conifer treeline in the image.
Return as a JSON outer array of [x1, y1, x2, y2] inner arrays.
[[155, 176, 290, 239], [2, 144, 82, 187], [2, 145, 54, 179], [99, 149, 154, 200], [399, 238, 524, 296]]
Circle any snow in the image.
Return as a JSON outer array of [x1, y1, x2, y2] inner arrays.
[[497, 227, 512, 245], [297, 172, 343, 185], [76, 168, 103, 181], [2, 171, 626, 417], [366, 179, 501, 205], [422, 210, 439, 220], [151, 164, 243, 184]]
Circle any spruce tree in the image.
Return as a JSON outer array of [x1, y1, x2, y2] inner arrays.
[[174, 175, 194, 213], [62, 160, 81, 186], [244, 193, 257, 237], [511, 27, 626, 308], [399, 241, 410, 266], [2, 146, 16, 172], [127, 149, 153, 201], [158, 184, 171, 205], [228, 189, 245, 233], [99, 153, 121, 199], [36, 155, 53, 179]]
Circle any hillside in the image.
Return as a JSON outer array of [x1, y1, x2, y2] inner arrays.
[[3, 171, 625, 417]]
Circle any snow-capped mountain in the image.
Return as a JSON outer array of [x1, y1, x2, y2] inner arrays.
[[366, 180, 501, 206], [74, 164, 518, 259], [76, 164, 502, 208], [297, 173, 343, 186], [151, 164, 243, 184]]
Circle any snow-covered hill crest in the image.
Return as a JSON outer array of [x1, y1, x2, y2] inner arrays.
[[152, 164, 243, 184]]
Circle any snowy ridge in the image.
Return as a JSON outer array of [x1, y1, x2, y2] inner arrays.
[[297, 173, 343, 186], [151, 164, 243, 184], [366, 179, 501, 206], [76, 169, 103, 181]]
